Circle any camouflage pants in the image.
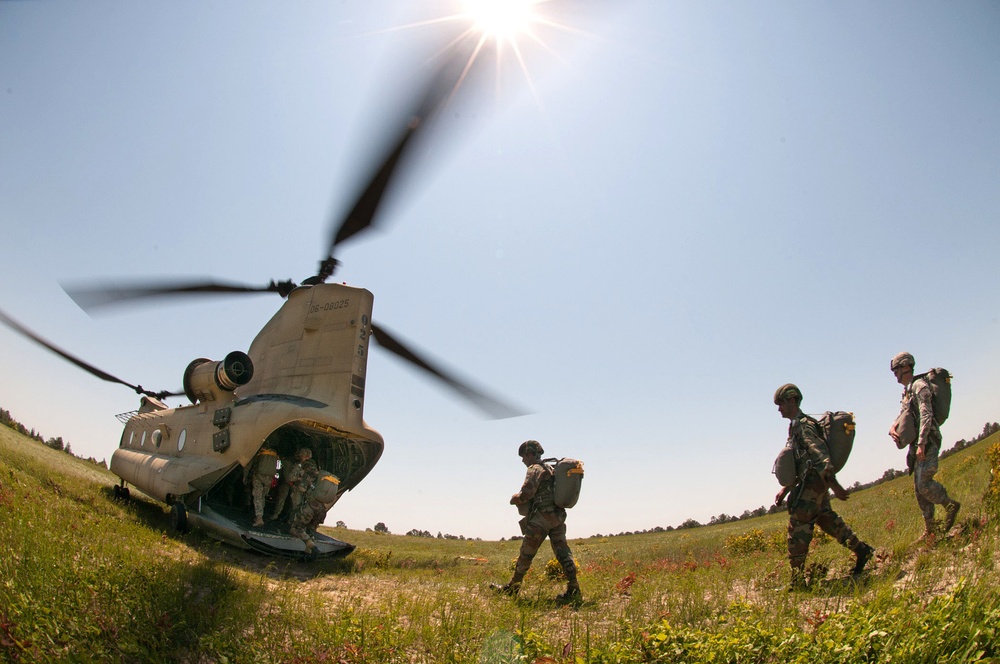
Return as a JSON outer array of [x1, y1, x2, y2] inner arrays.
[[250, 475, 270, 521], [787, 474, 863, 568], [515, 509, 576, 578], [270, 483, 304, 521], [913, 441, 951, 523], [289, 499, 328, 545]]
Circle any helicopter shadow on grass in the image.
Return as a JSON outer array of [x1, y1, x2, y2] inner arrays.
[[100, 485, 356, 581]]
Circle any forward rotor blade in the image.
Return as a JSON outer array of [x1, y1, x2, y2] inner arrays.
[[62, 278, 295, 313], [370, 322, 527, 420], [324, 50, 468, 264], [0, 308, 182, 399]]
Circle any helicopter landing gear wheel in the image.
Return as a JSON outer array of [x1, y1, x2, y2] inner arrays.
[[113, 484, 121, 499], [170, 502, 188, 533]]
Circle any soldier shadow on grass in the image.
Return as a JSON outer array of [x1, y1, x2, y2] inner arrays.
[[100, 486, 357, 582], [509, 595, 591, 611], [807, 572, 875, 596]]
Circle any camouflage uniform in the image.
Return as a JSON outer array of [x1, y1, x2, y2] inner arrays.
[[898, 373, 958, 532], [494, 440, 581, 601], [785, 414, 867, 570], [268, 454, 296, 520], [270, 450, 318, 523], [511, 461, 577, 580], [246, 448, 279, 526], [289, 474, 340, 553]]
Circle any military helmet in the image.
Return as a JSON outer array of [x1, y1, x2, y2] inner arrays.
[[773, 383, 803, 405], [518, 440, 544, 458], [890, 352, 915, 372], [296, 447, 313, 461]]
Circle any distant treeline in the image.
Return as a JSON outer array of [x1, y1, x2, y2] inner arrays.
[[590, 421, 1000, 539], [0, 406, 108, 469]]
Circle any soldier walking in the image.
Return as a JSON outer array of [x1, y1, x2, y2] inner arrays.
[[268, 448, 318, 523], [289, 471, 341, 556], [888, 352, 961, 541], [773, 384, 873, 590], [492, 440, 581, 602], [268, 452, 297, 521]]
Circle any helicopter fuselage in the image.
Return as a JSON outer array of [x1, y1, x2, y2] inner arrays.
[[111, 282, 385, 557]]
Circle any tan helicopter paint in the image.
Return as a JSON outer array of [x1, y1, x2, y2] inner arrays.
[[112, 282, 385, 511]]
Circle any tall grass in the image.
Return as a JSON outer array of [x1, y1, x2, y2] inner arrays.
[[1, 425, 998, 662]]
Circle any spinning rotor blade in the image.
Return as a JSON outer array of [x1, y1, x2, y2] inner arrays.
[[370, 322, 526, 420], [0, 308, 182, 399], [62, 279, 296, 313], [316, 51, 469, 280]]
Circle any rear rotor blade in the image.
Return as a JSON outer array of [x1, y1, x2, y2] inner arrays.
[[0, 308, 182, 399], [62, 278, 296, 313], [370, 322, 526, 420]]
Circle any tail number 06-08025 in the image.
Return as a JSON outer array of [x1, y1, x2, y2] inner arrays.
[[309, 299, 349, 314]]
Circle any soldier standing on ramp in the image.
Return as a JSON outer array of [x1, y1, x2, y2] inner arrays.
[[773, 384, 873, 590], [888, 352, 961, 542], [245, 447, 279, 527], [492, 440, 581, 603], [269, 448, 317, 523]]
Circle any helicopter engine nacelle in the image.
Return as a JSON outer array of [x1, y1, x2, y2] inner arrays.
[[183, 351, 254, 404]]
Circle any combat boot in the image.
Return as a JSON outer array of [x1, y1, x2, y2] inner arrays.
[[943, 500, 961, 533], [851, 543, 874, 577], [786, 564, 808, 592], [490, 581, 521, 596], [556, 560, 582, 603], [556, 581, 582, 604], [491, 570, 524, 597], [915, 518, 937, 545]]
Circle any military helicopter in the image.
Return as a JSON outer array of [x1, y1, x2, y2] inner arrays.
[[0, 46, 525, 559]]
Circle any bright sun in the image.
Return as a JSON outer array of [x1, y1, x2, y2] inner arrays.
[[462, 0, 540, 43]]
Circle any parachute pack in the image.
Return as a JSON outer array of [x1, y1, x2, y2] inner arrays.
[[772, 411, 856, 487], [918, 367, 952, 426], [310, 472, 341, 507], [813, 411, 856, 473], [543, 457, 584, 508], [891, 367, 952, 449]]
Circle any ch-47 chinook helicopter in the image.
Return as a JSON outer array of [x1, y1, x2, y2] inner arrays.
[[0, 47, 525, 559]]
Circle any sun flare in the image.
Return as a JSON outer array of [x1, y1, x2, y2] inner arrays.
[[462, 0, 540, 44]]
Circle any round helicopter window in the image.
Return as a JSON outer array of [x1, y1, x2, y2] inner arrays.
[[152, 429, 162, 448], [177, 429, 187, 452], [140, 431, 146, 447]]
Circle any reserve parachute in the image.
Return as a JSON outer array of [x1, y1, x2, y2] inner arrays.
[[772, 445, 797, 488], [544, 457, 584, 508]]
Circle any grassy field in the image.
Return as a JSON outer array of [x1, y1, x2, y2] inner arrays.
[[2, 425, 999, 663]]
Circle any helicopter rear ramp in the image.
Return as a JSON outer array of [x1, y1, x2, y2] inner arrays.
[[187, 505, 355, 559]]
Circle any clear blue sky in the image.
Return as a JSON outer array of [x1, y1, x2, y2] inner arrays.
[[2, 1, 998, 540]]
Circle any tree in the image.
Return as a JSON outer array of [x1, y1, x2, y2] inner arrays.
[[373, 522, 389, 534], [335, 520, 346, 529]]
